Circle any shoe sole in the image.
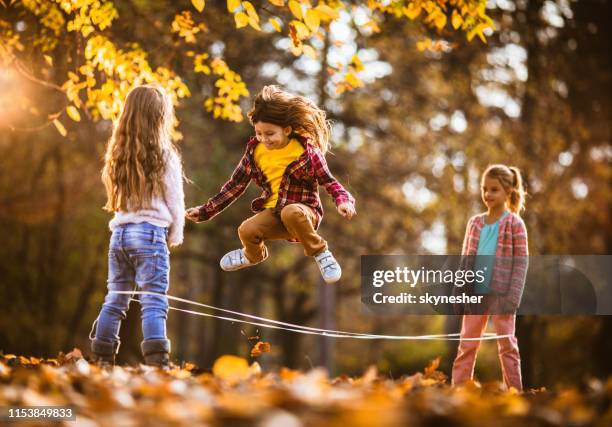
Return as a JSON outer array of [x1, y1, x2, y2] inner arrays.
[[219, 255, 267, 272]]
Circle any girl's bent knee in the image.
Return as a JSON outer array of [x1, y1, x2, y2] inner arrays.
[[280, 205, 305, 223], [238, 220, 258, 239]]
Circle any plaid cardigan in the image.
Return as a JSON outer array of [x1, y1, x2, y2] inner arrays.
[[461, 212, 529, 307], [197, 135, 354, 228]]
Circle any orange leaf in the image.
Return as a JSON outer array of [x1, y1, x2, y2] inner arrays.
[[212, 355, 252, 383], [65, 348, 83, 361], [424, 357, 440, 376], [250, 341, 271, 357]]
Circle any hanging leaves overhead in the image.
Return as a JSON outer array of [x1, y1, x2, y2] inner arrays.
[[0, 0, 495, 136]]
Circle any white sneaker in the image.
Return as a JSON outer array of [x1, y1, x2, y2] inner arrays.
[[220, 248, 263, 271], [314, 250, 342, 283]]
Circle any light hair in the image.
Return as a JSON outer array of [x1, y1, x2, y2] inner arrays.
[[483, 164, 526, 213], [247, 85, 331, 154], [102, 84, 176, 212]]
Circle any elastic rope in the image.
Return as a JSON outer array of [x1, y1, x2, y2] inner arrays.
[[110, 291, 513, 341]]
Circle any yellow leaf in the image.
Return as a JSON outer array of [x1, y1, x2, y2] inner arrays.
[[315, 4, 338, 20], [302, 44, 316, 59], [235, 12, 249, 28], [288, 0, 303, 20], [416, 38, 432, 51], [53, 119, 67, 137], [451, 10, 463, 29], [351, 54, 364, 72], [242, 1, 259, 22], [362, 19, 381, 33], [68, 71, 79, 82], [434, 12, 447, 30], [66, 106, 81, 122], [212, 355, 252, 383], [304, 9, 320, 32], [477, 29, 487, 43], [344, 72, 363, 89], [403, 3, 422, 20], [192, 0, 205, 12], [467, 24, 488, 43], [44, 55, 53, 66], [291, 20, 310, 39], [268, 0, 284, 6], [249, 15, 262, 31], [227, 0, 240, 12], [269, 17, 282, 32]]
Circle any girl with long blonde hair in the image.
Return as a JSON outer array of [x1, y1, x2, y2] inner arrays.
[[186, 85, 355, 283], [91, 84, 185, 367]]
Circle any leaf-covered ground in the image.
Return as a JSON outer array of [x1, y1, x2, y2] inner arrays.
[[1, 351, 610, 427]]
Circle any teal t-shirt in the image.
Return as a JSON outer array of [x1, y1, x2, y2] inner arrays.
[[474, 211, 508, 293]]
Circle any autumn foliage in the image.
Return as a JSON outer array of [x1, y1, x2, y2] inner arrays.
[[1, 351, 611, 426], [0, 0, 495, 130]]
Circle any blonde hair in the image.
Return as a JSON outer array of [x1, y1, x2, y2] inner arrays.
[[482, 164, 526, 213], [102, 84, 175, 212], [247, 85, 331, 154]]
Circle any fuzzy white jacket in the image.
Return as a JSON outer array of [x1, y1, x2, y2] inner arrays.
[[109, 150, 185, 247]]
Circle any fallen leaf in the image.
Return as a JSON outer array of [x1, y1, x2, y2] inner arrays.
[[212, 355, 252, 383], [250, 341, 271, 357]]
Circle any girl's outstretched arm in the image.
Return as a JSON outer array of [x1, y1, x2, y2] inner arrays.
[[312, 149, 355, 208], [194, 148, 252, 222]]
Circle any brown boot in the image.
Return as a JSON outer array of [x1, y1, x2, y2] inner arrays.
[[141, 339, 171, 368], [91, 339, 118, 366]]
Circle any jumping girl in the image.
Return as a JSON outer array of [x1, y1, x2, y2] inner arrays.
[[186, 85, 355, 283]]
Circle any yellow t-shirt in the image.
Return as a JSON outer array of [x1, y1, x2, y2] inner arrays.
[[254, 138, 305, 208]]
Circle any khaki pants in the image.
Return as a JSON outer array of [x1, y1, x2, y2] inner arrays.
[[238, 204, 328, 263]]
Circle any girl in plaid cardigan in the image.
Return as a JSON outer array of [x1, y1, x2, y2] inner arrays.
[[452, 164, 528, 390], [186, 86, 355, 283]]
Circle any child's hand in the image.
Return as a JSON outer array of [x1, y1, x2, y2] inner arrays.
[[185, 207, 200, 222], [337, 202, 356, 220]]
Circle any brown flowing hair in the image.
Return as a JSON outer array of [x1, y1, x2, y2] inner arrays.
[[483, 164, 527, 214], [247, 85, 331, 154], [102, 84, 175, 212]]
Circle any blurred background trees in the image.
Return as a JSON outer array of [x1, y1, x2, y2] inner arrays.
[[0, 0, 609, 389]]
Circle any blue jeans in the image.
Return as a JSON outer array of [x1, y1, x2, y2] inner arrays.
[[92, 222, 171, 356]]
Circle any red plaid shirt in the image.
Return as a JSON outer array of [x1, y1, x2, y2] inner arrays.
[[461, 212, 529, 307], [197, 136, 355, 228]]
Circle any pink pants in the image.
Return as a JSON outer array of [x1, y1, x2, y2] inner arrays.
[[451, 314, 522, 390]]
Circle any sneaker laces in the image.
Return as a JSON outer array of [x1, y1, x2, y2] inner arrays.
[[230, 249, 248, 266], [316, 252, 338, 273]]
